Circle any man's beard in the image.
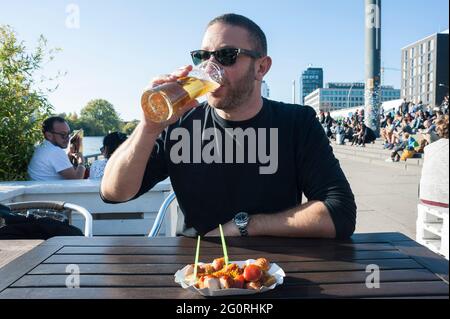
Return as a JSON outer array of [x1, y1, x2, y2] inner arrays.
[[208, 63, 255, 111]]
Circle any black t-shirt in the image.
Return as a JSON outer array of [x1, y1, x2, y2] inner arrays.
[[102, 98, 357, 238]]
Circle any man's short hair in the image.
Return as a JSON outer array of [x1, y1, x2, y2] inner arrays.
[[207, 13, 267, 56], [42, 116, 67, 134]]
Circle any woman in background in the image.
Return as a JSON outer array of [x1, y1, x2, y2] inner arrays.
[[89, 132, 128, 179]]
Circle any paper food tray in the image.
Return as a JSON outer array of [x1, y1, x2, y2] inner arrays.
[[174, 259, 286, 297]]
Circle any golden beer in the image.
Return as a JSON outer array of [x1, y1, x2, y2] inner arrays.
[[142, 77, 219, 123], [141, 61, 223, 123]]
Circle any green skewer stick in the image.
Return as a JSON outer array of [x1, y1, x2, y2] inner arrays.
[[193, 235, 200, 283], [219, 224, 229, 266]]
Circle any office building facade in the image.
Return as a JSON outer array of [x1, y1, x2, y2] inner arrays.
[[304, 82, 400, 114], [300, 67, 323, 105], [401, 30, 449, 107]]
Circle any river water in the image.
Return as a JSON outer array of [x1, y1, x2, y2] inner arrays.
[[83, 136, 104, 156]]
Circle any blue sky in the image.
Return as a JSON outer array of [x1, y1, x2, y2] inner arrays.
[[1, 0, 448, 121]]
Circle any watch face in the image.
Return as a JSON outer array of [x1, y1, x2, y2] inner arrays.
[[234, 212, 249, 227]]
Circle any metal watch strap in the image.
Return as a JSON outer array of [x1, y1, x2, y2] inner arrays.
[[239, 225, 249, 237]]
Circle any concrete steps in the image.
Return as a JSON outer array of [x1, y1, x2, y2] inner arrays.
[[332, 140, 423, 173]]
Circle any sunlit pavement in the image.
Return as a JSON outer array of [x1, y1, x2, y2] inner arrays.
[[337, 156, 421, 240]]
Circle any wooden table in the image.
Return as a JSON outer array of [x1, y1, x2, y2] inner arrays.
[[0, 240, 43, 269], [0, 233, 448, 299]]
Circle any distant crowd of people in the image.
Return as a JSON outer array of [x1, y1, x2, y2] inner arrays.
[[319, 109, 376, 148], [319, 94, 450, 163], [380, 97, 449, 162]]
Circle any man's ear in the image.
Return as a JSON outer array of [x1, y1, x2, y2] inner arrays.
[[255, 56, 272, 81], [43, 131, 51, 141]]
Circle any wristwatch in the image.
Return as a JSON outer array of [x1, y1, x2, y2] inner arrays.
[[233, 212, 250, 237]]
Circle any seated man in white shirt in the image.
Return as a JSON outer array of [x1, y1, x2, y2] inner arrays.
[[28, 116, 86, 181]]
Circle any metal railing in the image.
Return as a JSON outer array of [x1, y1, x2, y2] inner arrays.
[[84, 153, 103, 165]]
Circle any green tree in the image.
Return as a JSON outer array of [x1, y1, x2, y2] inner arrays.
[[80, 99, 121, 136], [59, 112, 82, 132], [122, 120, 140, 135], [0, 25, 58, 181]]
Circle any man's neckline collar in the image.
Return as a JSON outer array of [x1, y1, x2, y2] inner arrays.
[[210, 98, 268, 128]]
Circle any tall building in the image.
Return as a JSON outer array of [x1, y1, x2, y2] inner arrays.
[[401, 30, 449, 107], [262, 80, 270, 98], [300, 67, 323, 105], [304, 82, 400, 114]]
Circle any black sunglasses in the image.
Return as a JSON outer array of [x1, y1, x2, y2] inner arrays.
[[190, 48, 262, 66], [51, 131, 71, 139]]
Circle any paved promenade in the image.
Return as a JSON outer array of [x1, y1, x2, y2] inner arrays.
[[337, 156, 421, 240]]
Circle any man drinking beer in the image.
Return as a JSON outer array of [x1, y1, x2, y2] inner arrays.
[[101, 14, 357, 239]]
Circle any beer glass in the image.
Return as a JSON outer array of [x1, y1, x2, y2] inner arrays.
[[141, 61, 224, 123]]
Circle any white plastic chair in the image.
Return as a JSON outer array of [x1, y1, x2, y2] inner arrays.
[[148, 192, 177, 237], [5, 201, 93, 237]]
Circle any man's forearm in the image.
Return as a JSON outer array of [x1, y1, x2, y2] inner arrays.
[[101, 122, 160, 202], [248, 201, 336, 238], [75, 165, 86, 179]]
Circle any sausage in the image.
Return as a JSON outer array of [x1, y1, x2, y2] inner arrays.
[[204, 276, 221, 290], [199, 264, 215, 274], [253, 258, 270, 271], [219, 275, 233, 289], [246, 281, 262, 290], [263, 275, 277, 287], [212, 257, 225, 271], [184, 264, 195, 277]]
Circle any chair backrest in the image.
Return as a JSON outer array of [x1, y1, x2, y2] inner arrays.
[[5, 201, 93, 237], [148, 192, 177, 237]]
